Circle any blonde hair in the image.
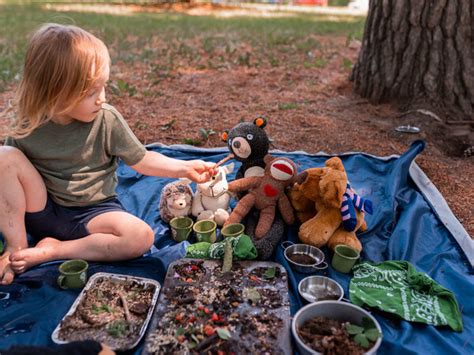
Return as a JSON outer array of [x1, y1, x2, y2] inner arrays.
[[6, 23, 110, 138]]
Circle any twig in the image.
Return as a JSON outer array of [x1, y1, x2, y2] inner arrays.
[[195, 333, 219, 352], [119, 292, 131, 323], [215, 153, 235, 168], [397, 109, 443, 122]]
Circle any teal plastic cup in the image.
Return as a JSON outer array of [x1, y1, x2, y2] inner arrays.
[[331, 245, 360, 273]]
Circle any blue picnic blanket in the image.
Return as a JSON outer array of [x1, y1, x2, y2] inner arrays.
[[0, 140, 473, 355]]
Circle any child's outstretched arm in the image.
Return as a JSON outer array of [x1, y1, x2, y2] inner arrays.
[[130, 151, 215, 183]]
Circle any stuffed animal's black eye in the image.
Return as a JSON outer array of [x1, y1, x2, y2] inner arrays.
[[247, 134, 254, 140], [211, 176, 216, 180]]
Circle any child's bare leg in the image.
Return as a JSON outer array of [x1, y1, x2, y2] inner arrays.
[[10, 211, 154, 271], [0, 147, 47, 285]]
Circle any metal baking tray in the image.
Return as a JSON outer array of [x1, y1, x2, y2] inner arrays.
[[142, 259, 291, 354], [52, 272, 161, 351]]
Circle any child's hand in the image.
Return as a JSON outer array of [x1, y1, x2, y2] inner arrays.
[[184, 160, 216, 183]]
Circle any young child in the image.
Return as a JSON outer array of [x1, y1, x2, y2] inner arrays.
[[0, 23, 215, 285]]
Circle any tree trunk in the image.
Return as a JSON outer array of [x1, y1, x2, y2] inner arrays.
[[351, 0, 474, 119]]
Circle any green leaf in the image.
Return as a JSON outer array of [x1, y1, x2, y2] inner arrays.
[[365, 328, 381, 342], [263, 267, 276, 279], [362, 317, 375, 330], [176, 327, 185, 336], [0, 239, 4, 253], [199, 128, 208, 139], [161, 119, 176, 131], [354, 334, 370, 348], [117, 79, 128, 91], [346, 323, 364, 335], [216, 328, 231, 340]]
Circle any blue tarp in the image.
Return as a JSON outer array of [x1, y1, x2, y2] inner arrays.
[[1, 140, 473, 354]]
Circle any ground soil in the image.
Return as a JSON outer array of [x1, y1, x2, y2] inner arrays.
[[109, 47, 473, 238], [0, 4, 472, 237]]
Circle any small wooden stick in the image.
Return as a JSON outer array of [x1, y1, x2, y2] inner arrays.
[[119, 292, 131, 323], [215, 153, 235, 168]]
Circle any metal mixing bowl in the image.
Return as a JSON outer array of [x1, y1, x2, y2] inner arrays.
[[298, 276, 344, 303], [292, 301, 383, 355]]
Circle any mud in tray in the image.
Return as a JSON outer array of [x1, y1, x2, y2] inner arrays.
[[52, 272, 160, 351], [143, 259, 291, 354]]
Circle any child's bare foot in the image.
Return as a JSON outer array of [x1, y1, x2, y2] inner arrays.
[[10, 237, 61, 273], [0, 251, 15, 285]]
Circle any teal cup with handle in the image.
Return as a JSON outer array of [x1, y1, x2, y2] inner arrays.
[[221, 223, 245, 239], [193, 220, 217, 243], [57, 259, 88, 289], [170, 216, 194, 242], [331, 245, 360, 273]]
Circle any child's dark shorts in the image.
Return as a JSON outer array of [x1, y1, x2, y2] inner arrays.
[[24, 195, 127, 241]]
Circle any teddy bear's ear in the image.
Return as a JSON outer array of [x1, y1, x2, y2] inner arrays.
[[295, 171, 308, 185], [263, 154, 274, 165], [325, 157, 345, 172], [319, 171, 346, 209], [221, 130, 229, 142], [253, 116, 267, 129]]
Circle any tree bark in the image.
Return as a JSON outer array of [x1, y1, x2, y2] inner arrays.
[[351, 0, 474, 119]]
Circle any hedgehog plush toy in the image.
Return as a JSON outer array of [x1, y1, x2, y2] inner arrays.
[[159, 179, 193, 223], [221, 117, 286, 260]]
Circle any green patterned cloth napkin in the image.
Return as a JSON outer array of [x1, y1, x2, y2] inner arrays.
[[349, 261, 463, 332], [185, 234, 257, 260]]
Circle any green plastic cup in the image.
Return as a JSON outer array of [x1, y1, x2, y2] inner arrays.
[[170, 216, 194, 242], [57, 259, 88, 289], [193, 220, 217, 243], [221, 223, 245, 239], [331, 245, 360, 273]]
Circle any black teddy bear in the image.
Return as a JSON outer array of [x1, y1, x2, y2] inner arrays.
[[222, 117, 285, 260]]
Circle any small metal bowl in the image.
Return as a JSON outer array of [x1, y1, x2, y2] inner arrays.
[[298, 276, 343, 303], [281, 241, 328, 274]]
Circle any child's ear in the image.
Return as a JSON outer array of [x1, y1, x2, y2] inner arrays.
[[221, 130, 229, 142], [253, 116, 267, 129]]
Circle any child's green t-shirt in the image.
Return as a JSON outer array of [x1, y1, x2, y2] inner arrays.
[[5, 104, 146, 207]]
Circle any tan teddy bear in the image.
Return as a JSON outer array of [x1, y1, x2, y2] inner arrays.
[[288, 157, 367, 252]]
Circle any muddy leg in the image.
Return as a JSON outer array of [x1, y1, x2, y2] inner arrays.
[[0, 147, 47, 284]]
